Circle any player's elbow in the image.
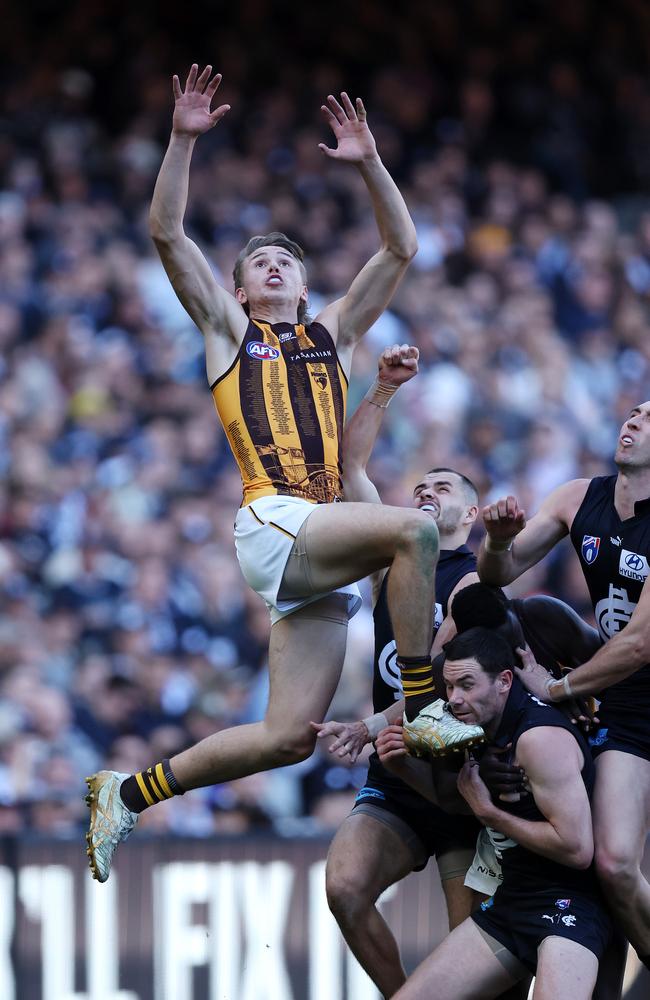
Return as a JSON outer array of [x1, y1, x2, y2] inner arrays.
[[387, 234, 418, 263], [341, 458, 366, 489], [564, 840, 594, 870], [476, 559, 512, 587], [149, 213, 181, 247]]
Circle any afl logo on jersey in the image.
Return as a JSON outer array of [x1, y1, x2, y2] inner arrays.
[[247, 341, 280, 361], [581, 535, 601, 564]]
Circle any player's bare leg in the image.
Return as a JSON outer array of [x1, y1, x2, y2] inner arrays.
[[393, 917, 522, 999], [440, 872, 475, 930], [326, 813, 416, 997], [170, 594, 350, 787], [291, 501, 484, 749], [533, 936, 599, 1000], [593, 751, 650, 962], [284, 501, 440, 656], [85, 595, 348, 881]]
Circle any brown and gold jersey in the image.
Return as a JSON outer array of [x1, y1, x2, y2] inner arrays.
[[211, 319, 348, 505]]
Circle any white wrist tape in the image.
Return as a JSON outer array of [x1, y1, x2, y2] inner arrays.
[[362, 712, 389, 740], [561, 673, 573, 698], [485, 536, 514, 554], [544, 674, 572, 701], [365, 377, 398, 408]]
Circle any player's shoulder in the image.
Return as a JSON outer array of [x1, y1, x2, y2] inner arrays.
[[539, 478, 591, 520], [517, 722, 581, 768], [312, 301, 341, 340]]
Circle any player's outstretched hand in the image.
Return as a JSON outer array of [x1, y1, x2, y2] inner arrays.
[[310, 719, 370, 763], [319, 93, 378, 163], [378, 344, 419, 388], [514, 644, 554, 701], [482, 495, 526, 546], [172, 64, 230, 138]]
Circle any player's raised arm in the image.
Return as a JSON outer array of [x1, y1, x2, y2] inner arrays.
[[343, 344, 419, 605], [342, 344, 419, 505], [149, 64, 246, 346], [477, 480, 590, 586], [314, 94, 417, 370]]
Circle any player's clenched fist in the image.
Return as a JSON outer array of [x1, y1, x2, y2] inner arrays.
[[377, 343, 419, 388], [482, 495, 526, 550]]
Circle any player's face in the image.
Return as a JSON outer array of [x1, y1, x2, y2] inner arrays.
[[237, 246, 308, 315], [615, 402, 650, 470], [443, 656, 511, 729], [412, 473, 475, 535]]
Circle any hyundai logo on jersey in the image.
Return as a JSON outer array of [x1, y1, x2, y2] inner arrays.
[[619, 549, 650, 581], [581, 535, 601, 564], [246, 341, 280, 360]]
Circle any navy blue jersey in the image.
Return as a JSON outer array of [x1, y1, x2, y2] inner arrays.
[[372, 545, 476, 712], [569, 475, 650, 712], [480, 678, 598, 895]]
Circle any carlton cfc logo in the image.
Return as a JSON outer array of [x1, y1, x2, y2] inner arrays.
[[247, 341, 280, 361]]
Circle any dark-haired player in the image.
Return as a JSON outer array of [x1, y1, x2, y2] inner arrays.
[[84, 65, 481, 883], [478, 401, 650, 970], [379, 629, 612, 1000]]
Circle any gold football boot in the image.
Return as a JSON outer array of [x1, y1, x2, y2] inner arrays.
[[403, 699, 485, 758]]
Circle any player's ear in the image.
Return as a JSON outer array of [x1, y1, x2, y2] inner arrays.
[[464, 504, 479, 525], [235, 286, 248, 305], [498, 669, 513, 692]]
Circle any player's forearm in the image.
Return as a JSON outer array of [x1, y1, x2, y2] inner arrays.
[[385, 700, 404, 725], [480, 807, 593, 870], [477, 541, 519, 586], [431, 614, 458, 655], [150, 134, 197, 243], [343, 396, 390, 474], [548, 627, 649, 701], [357, 157, 417, 260]]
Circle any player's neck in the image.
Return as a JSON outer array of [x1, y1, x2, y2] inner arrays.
[[614, 467, 650, 520], [250, 303, 300, 326], [483, 708, 505, 742], [439, 528, 469, 551]]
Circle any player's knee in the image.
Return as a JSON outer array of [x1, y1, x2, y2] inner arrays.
[[595, 842, 639, 891], [326, 867, 373, 923], [398, 509, 439, 556], [267, 726, 316, 766]]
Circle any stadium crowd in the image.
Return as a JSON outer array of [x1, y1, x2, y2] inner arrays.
[[1, 0, 649, 838]]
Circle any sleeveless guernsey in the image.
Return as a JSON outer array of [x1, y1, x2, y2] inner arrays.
[[569, 475, 650, 711], [482, 678, 597, 893], [211, 319, 347, 506]]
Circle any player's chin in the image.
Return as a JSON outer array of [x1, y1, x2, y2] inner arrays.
[[454, 712, 478, 725]]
